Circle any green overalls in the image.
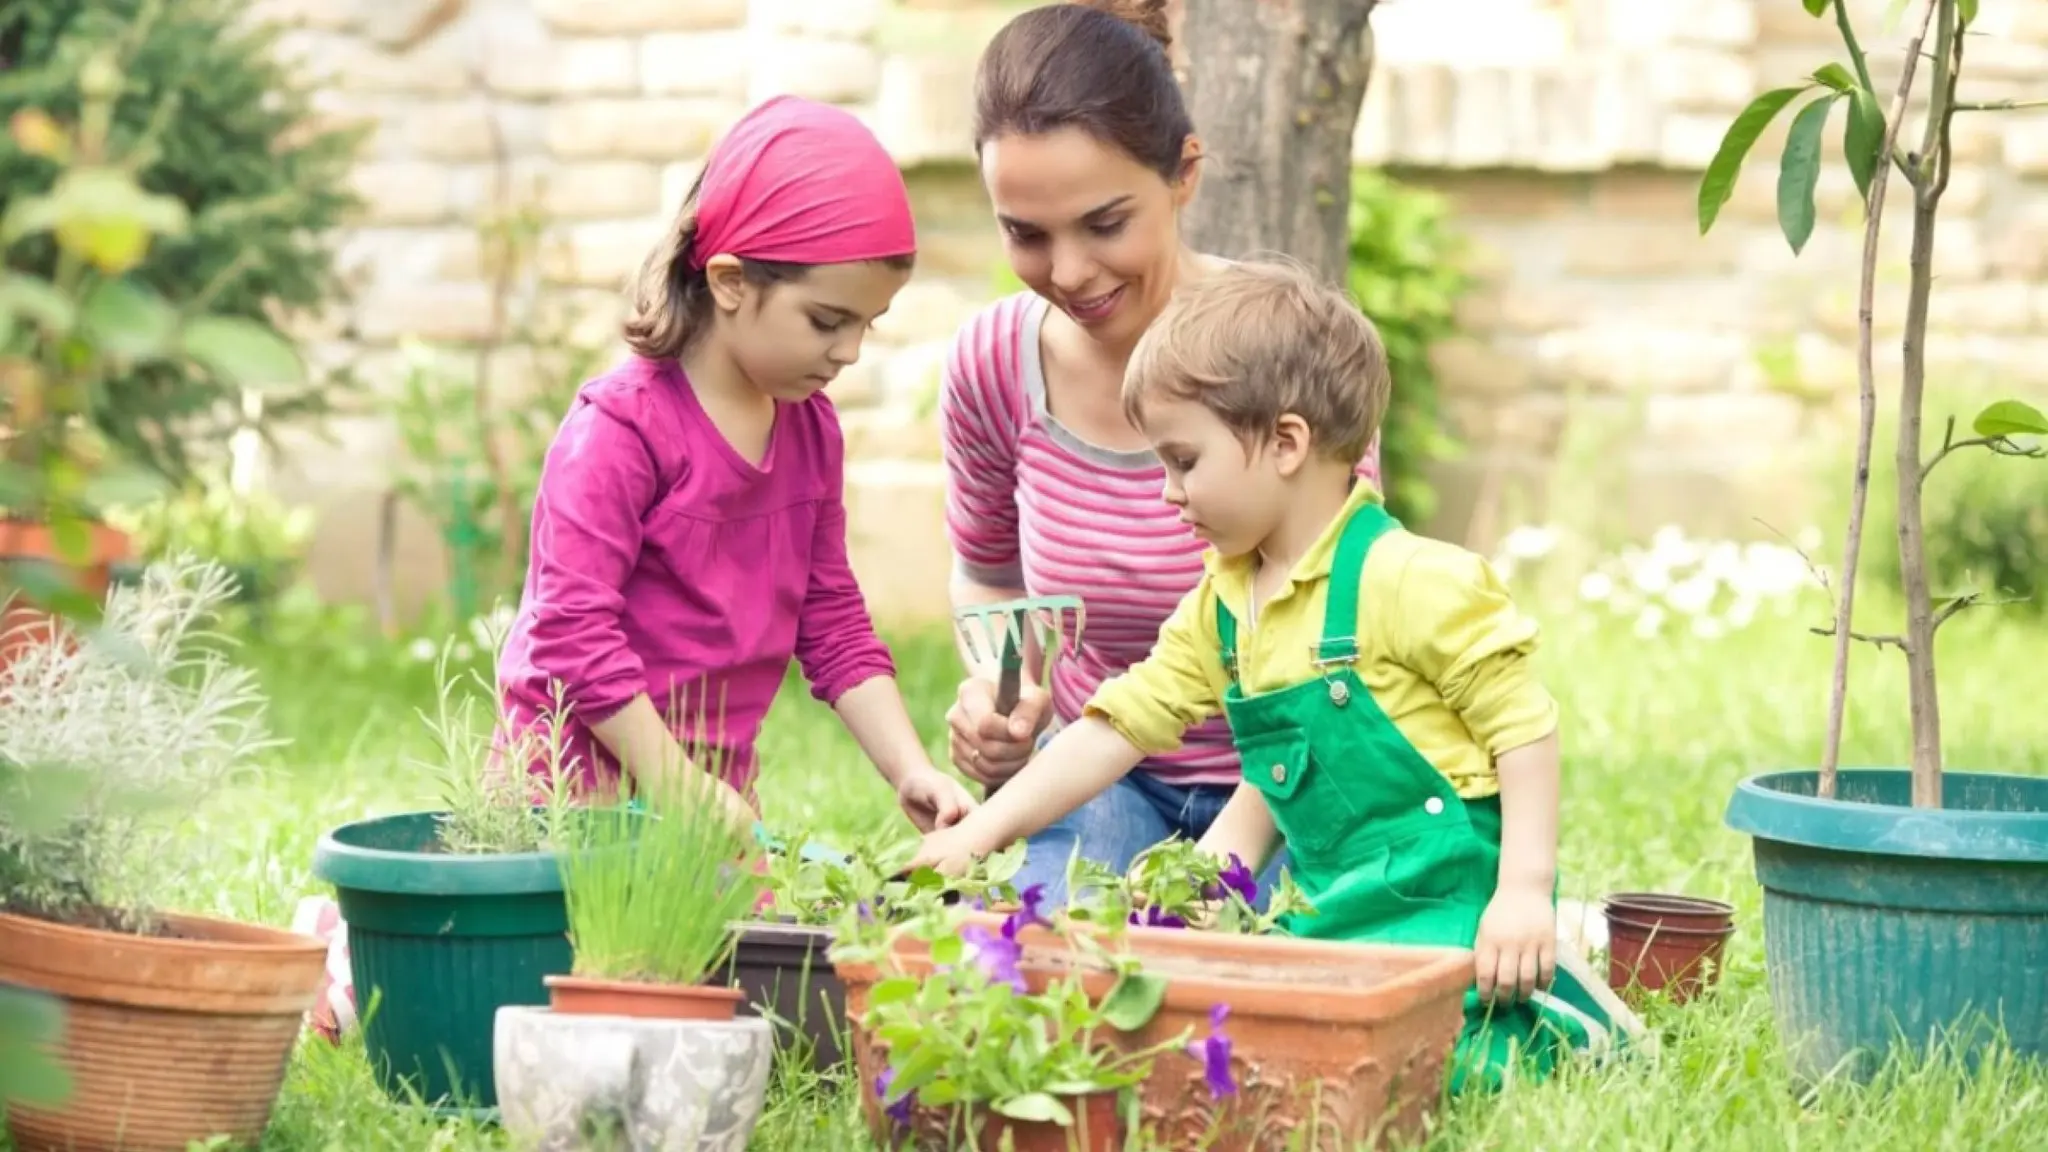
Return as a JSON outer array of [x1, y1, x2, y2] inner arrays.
[[1217, 500, 1625, 1095]]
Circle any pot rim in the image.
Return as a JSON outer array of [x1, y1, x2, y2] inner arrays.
[[0, 907, 326, 1012], [1725, 769, 2048, 863], [1602, 915, 1736, 940], [1601, 892, 1735, 917], [312, 810, 566, 896]]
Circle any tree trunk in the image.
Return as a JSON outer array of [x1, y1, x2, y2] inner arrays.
[[1175, 0, 1380, 282]]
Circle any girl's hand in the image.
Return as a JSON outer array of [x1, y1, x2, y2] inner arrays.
[[907, 823, 988, 878], [896, 764, 978, 832], [946, 677, 1053, 786], [1474, 884, 1556, 1005]]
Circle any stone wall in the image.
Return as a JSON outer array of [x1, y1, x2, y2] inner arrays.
[[248, 0, 2048, 626]]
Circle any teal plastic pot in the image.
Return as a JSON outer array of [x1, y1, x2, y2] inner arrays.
[[311, 812, 572, 1115], [1724, 769, 2048, 1082]]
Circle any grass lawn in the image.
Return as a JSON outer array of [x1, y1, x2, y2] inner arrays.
[[25, 573, 2048, 1151]]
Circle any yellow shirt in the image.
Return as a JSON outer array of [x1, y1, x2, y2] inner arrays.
[[1084, 483, 1559, 799]]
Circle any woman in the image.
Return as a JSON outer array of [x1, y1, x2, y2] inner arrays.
[[939, 0, 1381, 904]]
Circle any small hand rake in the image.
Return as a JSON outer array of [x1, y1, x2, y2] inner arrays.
[[949, 594, 1085, 795]]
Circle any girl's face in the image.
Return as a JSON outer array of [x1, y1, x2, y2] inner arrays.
[[709, 259, 913, 401], [980, 126, 1198, 352]]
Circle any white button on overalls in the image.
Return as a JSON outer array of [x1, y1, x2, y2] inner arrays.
[[1424, 796, 1445, 815]]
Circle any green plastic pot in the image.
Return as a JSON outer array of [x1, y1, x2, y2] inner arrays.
[[1724, 768, 2048, 1083], [311, 812, 572, 1115]]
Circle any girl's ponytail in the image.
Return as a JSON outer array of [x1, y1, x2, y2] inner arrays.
[[623, 170, 713, 361]]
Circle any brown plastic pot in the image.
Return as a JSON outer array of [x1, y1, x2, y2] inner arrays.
[[544, 973, 744, 1020], [0, 907, 326, 1152], [1603, 912, 1733, 1005], [839, 912, 1471, 1152], [1601, 893, 1735, 933], [722, 918, 844, 1067]]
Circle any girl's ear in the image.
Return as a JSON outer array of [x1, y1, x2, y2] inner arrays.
[[703, 254, 747, 313], [1271, 413, 1312, 476]]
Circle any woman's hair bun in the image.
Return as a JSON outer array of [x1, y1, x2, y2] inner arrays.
[[1073, 0, 1172, 53]]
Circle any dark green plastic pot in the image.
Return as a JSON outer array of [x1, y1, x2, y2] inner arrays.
[[1724, 769, 2048, 1082], [311, 812, 572, 1115]]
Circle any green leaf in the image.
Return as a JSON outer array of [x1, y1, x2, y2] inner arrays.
[[1802, 0, 1832, 14], [929, 933, 963, 967], [1971, 399, 2048, 438], [994, 1092, 1072, 1126], [1959, 0, 1979, 26], [1845, 88, 1886, 202], [1698, 85, 1813, 235], [78, 278, 178, 361], [1098, 972, 1168, 1032], [0, 986, 72, 1109], [1777, 95, 1837, 255], [0, 274, 77, 335], [1811, 63, 1857, 92], [868, 977, 919, 1007], [178, 316, 305, 390]]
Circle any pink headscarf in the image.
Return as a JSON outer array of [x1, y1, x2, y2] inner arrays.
[[688, 96, 917, 270]]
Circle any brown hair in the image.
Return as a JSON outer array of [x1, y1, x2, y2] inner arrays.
[[1123, 260, 1391, 465], [972, 0, 1192, 181], [623, 170, 916, 361]]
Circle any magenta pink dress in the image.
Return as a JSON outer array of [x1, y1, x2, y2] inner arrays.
[[495, 355, 894, 800]]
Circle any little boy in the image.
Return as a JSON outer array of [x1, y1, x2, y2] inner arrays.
[[912, 259, 1633, 1092]]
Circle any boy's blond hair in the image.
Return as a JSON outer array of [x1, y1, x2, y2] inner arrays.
[[1122, 258, 1390, 464]]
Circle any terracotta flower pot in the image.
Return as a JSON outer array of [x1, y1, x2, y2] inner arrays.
[[543, 973, 744, 1020], [1601, 898, 1735, 1006], [0, 907, 326, 1152], [0, 518, 131, 668], [839, 913, 1471, 1152]]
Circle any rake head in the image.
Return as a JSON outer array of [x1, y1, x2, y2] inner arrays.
[[950, 594, 1086, 672]]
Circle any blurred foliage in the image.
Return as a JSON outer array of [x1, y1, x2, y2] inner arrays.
[[0, 0, 363, 488]]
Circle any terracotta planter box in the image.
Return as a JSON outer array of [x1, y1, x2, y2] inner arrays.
[[837, 913, 1470, 1152], [0, 908, 326, 1152]]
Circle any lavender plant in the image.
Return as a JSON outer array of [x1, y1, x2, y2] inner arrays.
[[0, 554, 277, 933]]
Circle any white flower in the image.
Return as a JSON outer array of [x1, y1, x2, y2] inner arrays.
[[409, 637, 437, 662], [1500, 525, 1560, 561], [1579, 571, 1615, 602], [1633, 605, 1667, 638], [1727, 595, 1759, 628], [1797, 525, 1824, 552], [1666, 574, 1719, 616], [1633, 561, 1674, 595], [1691, 616, 1727, 640]]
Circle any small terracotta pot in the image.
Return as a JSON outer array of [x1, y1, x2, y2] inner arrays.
[[0, 907, 325, 1152], [544, 973, 744, 1020], [840, 912, 1471, 1152], [973, 1091, 1125, 1152], [1603, 908, 1734, 1005]]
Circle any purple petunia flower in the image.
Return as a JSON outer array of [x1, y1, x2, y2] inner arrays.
[[962, 924, 1027, 992], [1002, 883, 1050, 940], [1129, 905, 1187, 929], [1217, 854, 1259, 904], [1188, 1003, 1237, 1098], [874, 1067, 913, 1126]]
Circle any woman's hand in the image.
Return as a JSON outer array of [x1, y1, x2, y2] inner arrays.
[[945, 677, 1053, 787]]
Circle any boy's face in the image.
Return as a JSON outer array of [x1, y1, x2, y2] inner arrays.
[[1142, 398, 1298, 557]]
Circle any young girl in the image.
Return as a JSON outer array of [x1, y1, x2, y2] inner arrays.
[[494, 95, 976, 836]]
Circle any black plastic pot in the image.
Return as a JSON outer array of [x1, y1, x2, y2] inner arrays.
[[724, 919, 844, 1070]]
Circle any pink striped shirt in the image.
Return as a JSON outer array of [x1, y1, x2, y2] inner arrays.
[[940, 292, 1382, 786]]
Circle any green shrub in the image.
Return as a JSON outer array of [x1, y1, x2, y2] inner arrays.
[[0, 0, 363, 485], [1345, 168, 1471, 526]]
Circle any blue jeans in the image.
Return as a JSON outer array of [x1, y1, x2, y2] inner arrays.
[[1013, 769, 1292, 912]]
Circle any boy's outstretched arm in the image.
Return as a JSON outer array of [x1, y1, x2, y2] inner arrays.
[[1476, 728, 1560, 1005], [909, 716, 1146, 873]]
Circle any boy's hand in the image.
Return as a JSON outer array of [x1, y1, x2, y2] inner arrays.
[[1473, 883, 1555, 1005], [896, 764, 978, 833], [908, 823, 989, 878]]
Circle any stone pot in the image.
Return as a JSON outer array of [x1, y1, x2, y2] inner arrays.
[[839, 913, 1471, 1152], [493, 1004, 773, 1152]]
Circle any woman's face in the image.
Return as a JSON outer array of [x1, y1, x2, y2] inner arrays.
[[980, 126, 1198, 351]]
